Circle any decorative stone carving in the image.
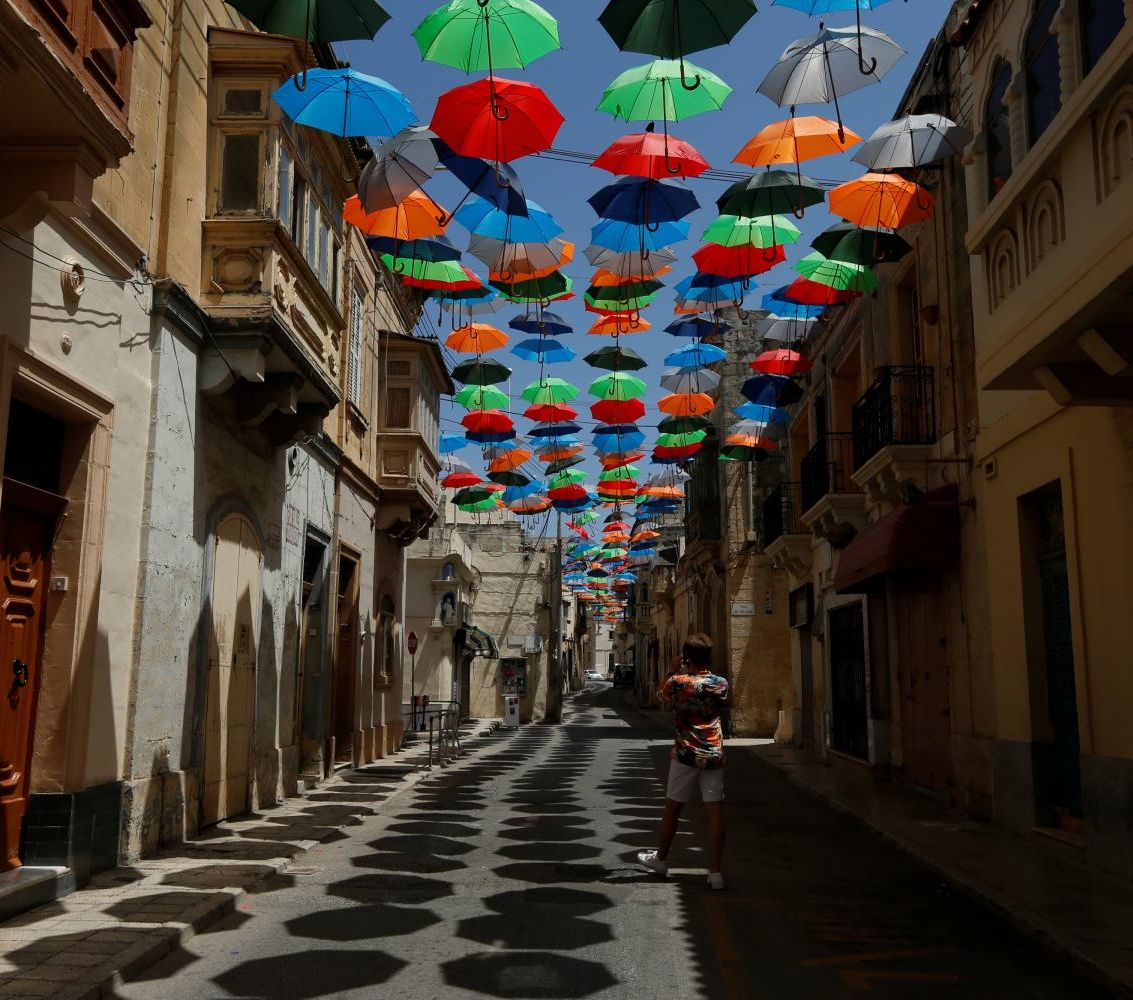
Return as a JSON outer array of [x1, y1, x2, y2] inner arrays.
[[987, 227, 1020, 309], [1098, 85, 1133, 200], [764, 534, 813, 581], [210, 245, 264, 294], [1025, 178, 1065, 270]]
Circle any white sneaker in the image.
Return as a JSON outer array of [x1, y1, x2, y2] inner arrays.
[[636, 850, 669, 876], [707, 872, 724, 891]]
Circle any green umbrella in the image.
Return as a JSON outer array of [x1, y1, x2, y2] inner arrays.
[[452, 485, 495, 504], [598, 59, 731, 122], [599, 0, 756, 90], [521, 377, 579, 404], [584, 278, 662, 301], [488, 470, 531, 487], [451, 357, 512, 386], [658, 414, 712, 433], [794, 252, 878, 293], [702, 214, 801, 249], [573, 511, 600, 525], [719, 444, 766, 462], [599, 546, 628, 559], [584, 346, 648, 371], [600, 465, 640, 481], [812, 223, 912, 265], [584, 290, 659, 312], [380, 254, 468, 285], [491, 271, 573, 304], [547, 456, 585, 474], [716, 170, 826, 219], [589, 372, 648, 400], [656, 429, 707, 448], [549, 469, 588, 489], [414, 0, 560, 72], [455, 384, 510, 410], [225, 0, 389, 42], [458, 497, 502, 512]]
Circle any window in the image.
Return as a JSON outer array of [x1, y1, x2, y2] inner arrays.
[[219, 133, 261, 212], [1026, 0, 1062, 146], [387, 387, 413, 428], [377, 595, 395, 683], [224, 88, 263, 115], [277, 144, 292, 231], [985, 61, 1013, 200], [1081, 0, 1124, 75], [348, 288, 364, 407]]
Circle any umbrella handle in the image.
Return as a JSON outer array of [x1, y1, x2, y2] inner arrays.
[[295, 0, 313, 91], [645, 219, 660, 233], [494, 162, 512, 188], [855, 0, 878, 77]]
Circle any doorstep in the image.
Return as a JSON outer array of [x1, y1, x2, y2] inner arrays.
[[751, 744, 1133, 996], [0, 866, 73, 923]]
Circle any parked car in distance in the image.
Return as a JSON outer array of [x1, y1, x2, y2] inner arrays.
[[585, 669, 603, 681], [612, 663, 635, 688]]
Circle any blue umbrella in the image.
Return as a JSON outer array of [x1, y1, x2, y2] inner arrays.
[[588, 178, 699, 225], [553, 495, 598, 512], [530, 422, 583, 438], [509, 311, 574, 336], [272, 68, 415, 138], [742, 374, 804, 407], [440, 432, 470, 454], [664, 317, 731, 338], [466, 429, 518, 444], [664, 342, 727, 367], [366, 235, 461, 262], [504, 481, 544, 502], [455, 197, 562, 242], [734, 402, 791, 424], [590, 218, 689, 253], [761, 289, 825, 318], [512, 338, 576, 364], [593, 427, 646, 454], [675, 275, 749, 299], [436, 143, 528, 216], [775, 0, 892, 8]]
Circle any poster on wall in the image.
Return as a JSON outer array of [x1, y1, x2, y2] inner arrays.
[[500, 657, 528, 695]]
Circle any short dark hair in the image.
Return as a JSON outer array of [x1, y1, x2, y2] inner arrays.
[[683, 633, 713, 667]]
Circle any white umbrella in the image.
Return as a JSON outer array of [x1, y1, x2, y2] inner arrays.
[[758, 25, 905, 140], [358, 125, 440, 212], [852, 114, 974, 170]]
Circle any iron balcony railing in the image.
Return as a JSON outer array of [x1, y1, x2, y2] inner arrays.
[[800, 433, 861, 513], [762, 482, 804, 547], [852, 366, 937, 470]]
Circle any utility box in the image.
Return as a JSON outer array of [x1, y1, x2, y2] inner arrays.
[[504, 694, 520, 729]]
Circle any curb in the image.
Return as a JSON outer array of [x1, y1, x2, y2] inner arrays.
[[55, 719, 504, 999], [748, 748, 1133, 999]]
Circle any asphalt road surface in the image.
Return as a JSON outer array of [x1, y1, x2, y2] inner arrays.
[[115, 684, 1111, 999]]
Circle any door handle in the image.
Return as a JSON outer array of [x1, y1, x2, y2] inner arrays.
[[11, 660, 29, 689]]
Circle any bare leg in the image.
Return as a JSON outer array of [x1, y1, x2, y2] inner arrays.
[[656, 798, 684, 861], [705, 801, 725, 874]]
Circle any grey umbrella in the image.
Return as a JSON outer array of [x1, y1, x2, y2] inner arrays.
[[660, 367, 722, 394], [756, 315, 820, 343], [852, 114, 974, 170], [582, 245, 678, 272], [757, 24, 905, 141], [358, 124, 440, 212]]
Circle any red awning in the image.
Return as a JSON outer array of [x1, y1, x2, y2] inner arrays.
[[834, 486, 960, 594]]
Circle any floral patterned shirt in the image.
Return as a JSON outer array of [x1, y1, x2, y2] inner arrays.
[[661, 670, 728, 769]]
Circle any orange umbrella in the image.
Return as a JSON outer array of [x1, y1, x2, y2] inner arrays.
[[658, 392, 716, 416], [488, 448, 533, 472], [587, 315, 652, 335], [590, 266, 672, 286], [631, 530, 660, 542], [601, 451, 646, 469], [829, 173, 934, 229], [539, 444, 584, 462], [726, 434, 779, 449], [343, 191, 446, 240], [603, 531, 631, 544], [446, 323, 509, 353], [638, 485, 685, 499], [734, 116, 860, 168]]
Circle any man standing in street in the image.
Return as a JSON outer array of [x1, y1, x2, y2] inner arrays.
[[637, 633, 729, 890]]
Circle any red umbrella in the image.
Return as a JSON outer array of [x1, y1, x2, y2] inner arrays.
[[784, 277, 856, 306], [591, 398, 646, 424], [461, 409, 514, 434], [431, 78, 564, 164], [548, 483, 588, 501], [693, 243, 786, 279], [653, 443, 703, 461], [751, 349, 813, 376], [441, 470, 483, 488], [592, 130, 710, 179], [603, 521, 630, 532], [401, 264, 483, 292], [524, 402, 578, 422]]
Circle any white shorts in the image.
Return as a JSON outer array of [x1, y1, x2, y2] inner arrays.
[[666, 759, 724, 803]]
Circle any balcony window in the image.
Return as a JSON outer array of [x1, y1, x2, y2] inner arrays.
[[223, 88, 263, 115], [1080, 0, 1125, 75], [985, 61, 1013, 200], [387, 387, 413, 428], [277, 145, 292, 231], [348, 288, 364, 407], [1026, 0, 1062, 146], [219, 133, 262, 212], [851, 366, 937, 470]]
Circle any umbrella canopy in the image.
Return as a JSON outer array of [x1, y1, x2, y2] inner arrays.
[[658, 413, 712, 433], [734, 402, 791, 424], [510, 310, 574, 335], [593, 130, 709, 179], [664, 342, 725, 367], [751, 349, 813, 376], [446, 322, 509, 352], [780, 275, 857, 306], [530, 421, 583, 438], [457, 198, 562, 242], [702, 213, 801, 248], [660, 368, 721, 394], [759, 291, 825, 318], [716, 168, 825, 217], [658, 392, 715, 416], [521, 377, 580, 404], [794, 251, 879, 293], [511, 496, 553, 514], [588, 177, 699, 225], [437, 145, 528, 215], [488, 469, 531, 486], [441, 467, 482, 488], [733, 115, 860, 166], [590, 218, 689, 252], [440, 432, 471, 454], [692, 242, 786, 278], [757, 316, 820, 342], [225, 0, 389, 41], [598, 58, 732, 122], [272, 68, 413, 138], [431, 78, 564, 163], [742, 373, 804, 406], [584, 346, 648, 371], [592, 398, 647, 424], [344, 191, 446, 240], [367, 235, 461, 263], [588, 315, 653, 335], [461, 409, 514, 433], [488, 242, 576, 282], [829, 172, 934, 229], [492, 271, 574, 303], [547, 455, 586, 473], [593, 426, 647, 453], [590, 372, 648, 400], [548, 469, 588, 489], [359, 126, 440, 211], [584, 245, 678, 271], [488, 447, 533, 471], [380, 255, 473, 286], [599, 0, 757, 61], [656, 430, 707, 448], [664, 316, 730, 337], [504, 480, 544, 500], [451, 356, 512, 386], [455, 384, 510, 409], [414, 0, 560, 72], [852, 114, 973, 170], [811, 221, 910, 264], [512, 338, 576, 363], [525, 402, 577, 422]]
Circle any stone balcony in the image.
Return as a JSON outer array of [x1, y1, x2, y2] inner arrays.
[[799, 433, 867, 549]]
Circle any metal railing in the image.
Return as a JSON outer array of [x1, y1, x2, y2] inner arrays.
[[852, 366, 937, 471], [800, 433, 861, 513], [761, 482, 804, 547], [400, 700, 464, 768]]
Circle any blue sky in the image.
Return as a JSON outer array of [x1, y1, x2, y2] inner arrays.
[[341, 0, 955, 502]]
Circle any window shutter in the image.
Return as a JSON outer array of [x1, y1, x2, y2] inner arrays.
[[348, 290, 363, 406], [387, 387, 412, 428]]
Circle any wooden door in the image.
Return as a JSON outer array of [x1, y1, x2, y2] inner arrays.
[[829, 604, 869, 759], [203, 515, 261, 826], [0, 491, 53, 869], [897, 580, 954, 794], [333, 553, 358, 765]]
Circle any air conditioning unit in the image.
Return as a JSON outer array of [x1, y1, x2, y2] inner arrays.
[[524, 635, 544, 653]]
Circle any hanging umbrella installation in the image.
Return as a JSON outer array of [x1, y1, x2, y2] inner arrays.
[[272, 69, 415, 138], [414, 0, 561, 73], [431, 78, 564, 165]]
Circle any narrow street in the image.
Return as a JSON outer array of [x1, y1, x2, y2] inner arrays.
[[115, 686, 1107, 1000]]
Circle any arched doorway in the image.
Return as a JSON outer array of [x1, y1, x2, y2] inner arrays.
[[203, 513, 262, 825]]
